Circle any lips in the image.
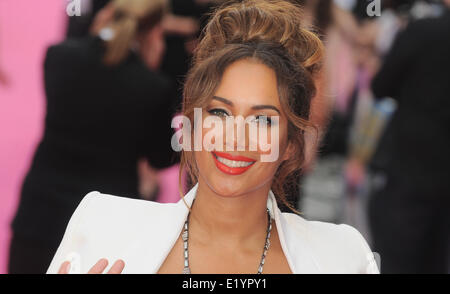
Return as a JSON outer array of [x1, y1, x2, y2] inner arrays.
[[212, 151, 256, 175]]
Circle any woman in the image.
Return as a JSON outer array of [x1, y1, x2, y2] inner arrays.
[[48, 0, 379, 274], [9, 0, 177, 273]]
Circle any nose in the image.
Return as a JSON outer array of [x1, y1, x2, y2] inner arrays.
[[223, 117, 255, 152]]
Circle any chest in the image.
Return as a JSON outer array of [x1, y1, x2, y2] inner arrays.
[[156, 231, 292, 274]]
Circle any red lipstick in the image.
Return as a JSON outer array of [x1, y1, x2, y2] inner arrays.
[[211, 151, 256, 175]]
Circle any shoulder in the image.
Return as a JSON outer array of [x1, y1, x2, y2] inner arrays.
[[283, 212, 366, 243], [116, 54, 175, 105], [399, 14, 450, 43], [280, 212, 379, 273], [46, 36, 97, 60], [47, 191, 181, 274], [44, 36, 105, 75], [74, 190, 177, 222]]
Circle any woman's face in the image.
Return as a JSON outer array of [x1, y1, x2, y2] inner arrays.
[[194, 58, 293, 197]]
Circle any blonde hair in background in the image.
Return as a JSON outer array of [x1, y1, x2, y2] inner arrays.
[[94, 0, 168, 65]]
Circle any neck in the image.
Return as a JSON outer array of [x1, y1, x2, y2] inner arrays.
[[188, 178, 272, 249]]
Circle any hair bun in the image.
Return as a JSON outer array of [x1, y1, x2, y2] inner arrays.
[[195, 0, 324, 75]]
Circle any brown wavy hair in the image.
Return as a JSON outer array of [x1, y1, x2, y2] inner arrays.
[[180, 0, 324, 214]]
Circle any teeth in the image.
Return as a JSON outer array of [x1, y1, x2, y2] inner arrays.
[[216, 156, 254, 168]]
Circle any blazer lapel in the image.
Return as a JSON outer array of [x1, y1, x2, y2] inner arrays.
[[268, 190, 322, 274], [144, 184, 197, 273]]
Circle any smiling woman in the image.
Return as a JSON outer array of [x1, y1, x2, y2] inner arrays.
[[47, 0, 379, 274]]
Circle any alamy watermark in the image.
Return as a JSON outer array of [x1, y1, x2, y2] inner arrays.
[[66, 0, 381, 18], [66, 0, 81, 17], [170, 108, 280, 162], [366, 0, 381, 17]]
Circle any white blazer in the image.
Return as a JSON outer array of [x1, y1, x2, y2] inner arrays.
[[47, 184, 379, 274]]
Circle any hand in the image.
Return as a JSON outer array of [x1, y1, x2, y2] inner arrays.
[[162, 14, 199, 37], [58, 258, 125, 274]]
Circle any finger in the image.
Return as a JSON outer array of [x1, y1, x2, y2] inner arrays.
[[107, 259, 125, 274], [58, 261, 71, 274], [87, 258, 109, 274]]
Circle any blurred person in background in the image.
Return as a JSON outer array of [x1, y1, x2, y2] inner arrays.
[[9, 0, 178, 273], [297, 0, 417, 229], [295, 0, 365, 221], [271, 0, 336, 211], [65, 0, 208, 195], [65, 0, 211, 99], [369, 0, 450, 273]]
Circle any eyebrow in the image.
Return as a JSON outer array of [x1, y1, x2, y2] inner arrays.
[[212, 96, 281, 115]]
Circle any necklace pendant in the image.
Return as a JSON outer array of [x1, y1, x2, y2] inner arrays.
[[182, 230, 188, 241], [182, 207, 272, 274]]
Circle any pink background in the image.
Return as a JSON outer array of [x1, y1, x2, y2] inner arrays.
[[0, 1, 180, 274]]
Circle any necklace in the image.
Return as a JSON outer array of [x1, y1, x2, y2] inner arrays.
[[181, 203, 273, 274]]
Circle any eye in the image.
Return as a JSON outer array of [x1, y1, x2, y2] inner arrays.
[[207, 108, 230, 118], [254, 115, 272, 125]]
